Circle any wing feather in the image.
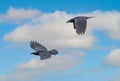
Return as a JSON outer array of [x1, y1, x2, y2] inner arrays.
[[74, 18, 87, 35], [30, 41, 47, 51]]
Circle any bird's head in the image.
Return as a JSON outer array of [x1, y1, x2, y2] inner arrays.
[[66, 18, 75, 23], [49, 49, 58, 55], [31, 51, 39, 55], [86, 16, 94, 19], [31, 52, 35, 55]]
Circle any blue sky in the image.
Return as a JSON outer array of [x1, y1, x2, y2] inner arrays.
[[1, 0, 120, 81], [0, 0, 120, 13]]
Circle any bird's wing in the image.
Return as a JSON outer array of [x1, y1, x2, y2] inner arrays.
[[74, 18, 87, 35], [30, 41, 48, 51]]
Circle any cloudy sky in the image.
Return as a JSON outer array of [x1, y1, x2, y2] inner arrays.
[[1, 0, 120, 81]]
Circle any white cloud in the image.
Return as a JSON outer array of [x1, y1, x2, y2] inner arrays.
[[63, 50, 85, 57], [0, 7, 40, 24], [3, 10, 95, 49], [0, 55, 82, 81], [2, 7, 120, 81], [87, 10, 120, 40], [3, 8, 120, 49], [104, 49, 120, 67]]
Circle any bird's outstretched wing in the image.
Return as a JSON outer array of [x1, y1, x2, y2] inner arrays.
[[74, 18, 87, 35], [30, 41, 48, 51]]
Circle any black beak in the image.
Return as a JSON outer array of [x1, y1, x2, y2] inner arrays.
[[66, 20, 69, 23], [87, 17, 94, 19]]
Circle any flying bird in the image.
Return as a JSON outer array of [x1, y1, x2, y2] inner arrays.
[[30, 41, 59, 60], [67, 16, 93, 35]]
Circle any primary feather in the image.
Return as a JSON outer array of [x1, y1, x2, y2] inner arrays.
[[30, 41, 47, 51]]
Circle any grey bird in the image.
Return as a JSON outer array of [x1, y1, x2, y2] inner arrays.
[[67, 16, 93, 35], [30, 41, 58, 60]]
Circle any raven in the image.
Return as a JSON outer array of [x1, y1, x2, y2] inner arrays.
[[30, 41, 58, 60], [67, 16, 93, 35]]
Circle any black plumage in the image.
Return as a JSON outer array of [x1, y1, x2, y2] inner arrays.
[[67, 16, 93, 35], [30, 41, 58, 60]]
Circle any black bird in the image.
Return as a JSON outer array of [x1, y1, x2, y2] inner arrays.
[[30, 41, 58, 60], [67, 16, 93, 35]]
